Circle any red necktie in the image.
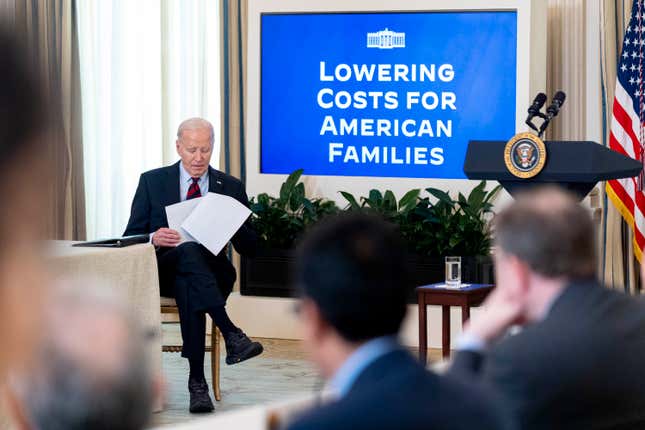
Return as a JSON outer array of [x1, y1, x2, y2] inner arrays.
[[186, 177, 202, 200]]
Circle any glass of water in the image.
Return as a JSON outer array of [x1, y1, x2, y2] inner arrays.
[[445, 256, 461, 287]]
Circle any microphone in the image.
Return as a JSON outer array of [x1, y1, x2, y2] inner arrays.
[[526, 92, 547, 132], [546, 91, 566, 118], [527, 92, 547, 119], [537, 91, 567, 137]]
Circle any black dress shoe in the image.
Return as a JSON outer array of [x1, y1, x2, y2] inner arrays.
[[188, 378, 214, 413], [225, 329, 264, 365]]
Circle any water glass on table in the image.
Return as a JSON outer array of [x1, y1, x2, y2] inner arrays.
[[445, 256, 461, 287]]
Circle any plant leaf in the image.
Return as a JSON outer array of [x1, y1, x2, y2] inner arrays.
[[369, 189, 383, 205], [426, 187, 453, 206], [467, 181, 487, 210], [483, 184, 502, 205], [399, 189, 420, 212], [280, 169, 303, 203], [340, 191, 361, 210], [383, 190, 397, 212]]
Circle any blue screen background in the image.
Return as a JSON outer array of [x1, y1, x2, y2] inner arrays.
[[260, 12, 517, 179]]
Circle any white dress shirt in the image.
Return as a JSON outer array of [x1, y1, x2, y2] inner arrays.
[[179, 162, 209, 201]]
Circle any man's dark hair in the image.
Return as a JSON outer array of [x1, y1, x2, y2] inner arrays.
[[294, 213, 411, 343], [494, 187, 596, 279], [0, 27, 44, 169]]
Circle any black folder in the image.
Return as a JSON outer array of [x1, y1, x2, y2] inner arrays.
[[72, 234, 150, 248]]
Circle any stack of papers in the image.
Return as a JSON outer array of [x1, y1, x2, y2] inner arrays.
[[165, 193, 252, 255]]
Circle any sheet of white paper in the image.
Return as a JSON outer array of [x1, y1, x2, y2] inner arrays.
[[165, 197, 202, 243], [181, 192, 252, 255]]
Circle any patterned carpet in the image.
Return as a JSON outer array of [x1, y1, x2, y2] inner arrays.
[[152, 323, 440, 428], [151, 326, 321, 428]]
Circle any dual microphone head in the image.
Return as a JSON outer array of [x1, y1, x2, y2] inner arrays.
[[526, 91, 566, 137], [527, 92, 547, 118]]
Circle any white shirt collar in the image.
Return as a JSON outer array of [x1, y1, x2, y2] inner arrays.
[[327, 336, 400, 399], [179, 162, 209, 184]]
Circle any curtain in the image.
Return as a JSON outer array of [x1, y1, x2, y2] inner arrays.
[[77, 0, 221, 240], [599, 0, 638, 293], [220, 0, 246, 182], [546, 1, 610, 281], [77, 0, 163, 240], [547, 0, 638, 293], [546, 0, 587, 142], [161, 0, 221, 165], [0, 0, 14, 23], [220, 0, 247, 289], [13, 0, 86, 241]]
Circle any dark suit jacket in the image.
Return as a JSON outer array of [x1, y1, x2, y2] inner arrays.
[[449, 280, 645, 430], [286, 348, 513, 430], [124, 162, 257, 291]]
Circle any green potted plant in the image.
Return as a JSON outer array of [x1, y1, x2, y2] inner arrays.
[[339, 181, 500, 294], [241, 170, 338, 296], [241, 170, 500, 298]]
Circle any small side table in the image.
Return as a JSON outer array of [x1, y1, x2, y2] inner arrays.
[[417, 283, 494, 362]]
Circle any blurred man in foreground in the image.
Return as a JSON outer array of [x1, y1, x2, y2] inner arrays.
[[449, 187, 645, 429], [286, 213, 511, 430], [9, 284, 158, 430], [0, 27, 52, 379]]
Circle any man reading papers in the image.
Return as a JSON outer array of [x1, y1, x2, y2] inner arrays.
[[124, 118, 263, 414]]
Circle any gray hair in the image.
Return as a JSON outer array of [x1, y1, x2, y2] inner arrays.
[[176, 117, 214, 144], [13, 283, 155, 430], [494, 187, 596, 279]]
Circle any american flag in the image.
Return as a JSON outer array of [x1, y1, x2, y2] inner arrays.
[[607, 0, 645, 262]]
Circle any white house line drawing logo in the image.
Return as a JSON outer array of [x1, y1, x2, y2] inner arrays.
[[366, 28, 405, 49]]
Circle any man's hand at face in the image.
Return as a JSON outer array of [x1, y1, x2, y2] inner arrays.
[[152, 228, 181, 247], [462, 287, 524, 345]]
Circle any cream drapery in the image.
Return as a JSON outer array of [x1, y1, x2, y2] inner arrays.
[[77, 0, 163, 239], [549, 0, 638, 293], [599, 0, 638, 293], [0, 0, 14, 23], [13, 0, 86, 241], [220, 0, 247, 181], [546, 1, 615, 286], [546, 0, 587, 142], [220, 0, 248, 288], [77, 0, 221, 240], [546, 0, 612, 287], [161, 0, 221, 166]]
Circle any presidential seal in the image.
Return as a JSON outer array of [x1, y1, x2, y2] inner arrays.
[[504, 132, 547, 179]]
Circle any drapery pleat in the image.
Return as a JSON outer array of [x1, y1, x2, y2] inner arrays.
[[546, 0, 618, 287], [599, 0, 638, 293], [160, 0, 221, 167], [547, 0, 638, 293], [77, 0, 221, 239], [546, 0, 587, 142], [0, 0, 15, 23], [220, 0, 247, 182], [13, 0, 85, 240], [220, 0, 248, 289]]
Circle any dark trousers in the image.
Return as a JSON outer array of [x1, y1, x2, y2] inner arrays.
[[157, 242, 234, 359]]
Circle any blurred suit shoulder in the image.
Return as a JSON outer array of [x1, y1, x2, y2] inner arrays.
[[287, 349, 511, 430]]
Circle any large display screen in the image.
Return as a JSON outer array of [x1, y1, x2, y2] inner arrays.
[[260, 11, 517, 179]]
